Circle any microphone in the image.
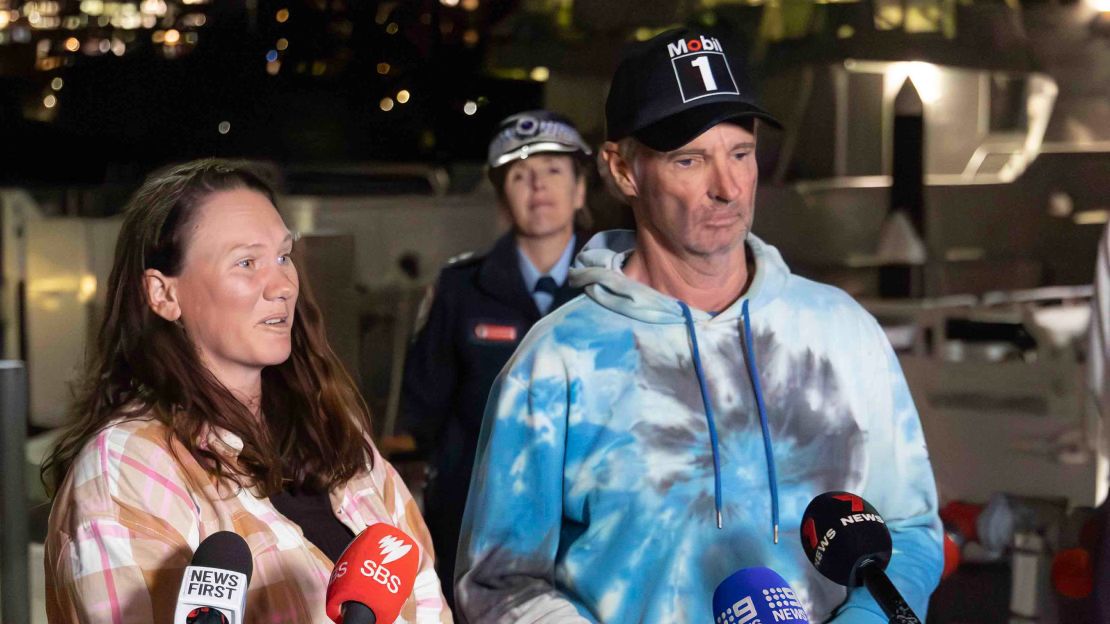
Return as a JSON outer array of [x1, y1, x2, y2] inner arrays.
[[713, 567, 810, 624], [173, 531, 253, 624], [325, 523, 420, 624], [800, 491, 922, 624]]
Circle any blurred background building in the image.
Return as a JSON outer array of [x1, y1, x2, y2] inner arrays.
[[1, 0, 1109, 621]]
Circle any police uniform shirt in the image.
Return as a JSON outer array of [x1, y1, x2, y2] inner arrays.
[[517, 234, 576, 316]]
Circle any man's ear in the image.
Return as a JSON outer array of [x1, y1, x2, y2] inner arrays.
[[144, 269, 181, 322], [600, 142, 639, 199]]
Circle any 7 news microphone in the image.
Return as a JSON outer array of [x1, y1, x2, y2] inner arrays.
[[325, 523, 420, 624], [173, 531, 253, 624], [800, 491, 922, 624], [713, 566, 809, 624]]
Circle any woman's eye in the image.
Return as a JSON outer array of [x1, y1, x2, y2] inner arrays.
[[278, 254, 292, 265], [675, 159, 695, 168], [237, 259, 254, 269]]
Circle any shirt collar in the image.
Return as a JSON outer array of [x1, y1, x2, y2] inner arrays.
[[516, 233, 577, 291], [200, 424, 245, 458]]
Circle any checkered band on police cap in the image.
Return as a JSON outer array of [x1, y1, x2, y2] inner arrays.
[[487, 110, 592, 169], [605, 27, 782, 152]]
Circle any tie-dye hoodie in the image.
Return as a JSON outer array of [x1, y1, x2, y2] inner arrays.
[[455, 230, 942, 623]]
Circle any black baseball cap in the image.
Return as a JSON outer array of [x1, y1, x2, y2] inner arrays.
[[605, 28, 782, 152]]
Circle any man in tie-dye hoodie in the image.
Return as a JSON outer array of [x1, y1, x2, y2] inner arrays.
[[455, 27, 942, 623]]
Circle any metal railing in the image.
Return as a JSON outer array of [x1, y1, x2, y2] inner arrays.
[[0, 361, 28, 624]]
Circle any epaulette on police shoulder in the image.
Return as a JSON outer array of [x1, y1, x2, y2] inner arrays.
[[444, 250, 482, 269]]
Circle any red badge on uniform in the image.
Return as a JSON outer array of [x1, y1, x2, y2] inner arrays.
[[473, 323, 518, 342]]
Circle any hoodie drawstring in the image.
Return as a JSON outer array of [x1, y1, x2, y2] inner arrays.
[[678, 299, 781, 543], [679, 301, 724, 530], [741, 299, 780, 544]]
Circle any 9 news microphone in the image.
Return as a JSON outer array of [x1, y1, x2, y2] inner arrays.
[[325, 523, 420, 624], [173, 531, 253, 624], [713, 567, 809, 624], [800, 492, 922, 624]]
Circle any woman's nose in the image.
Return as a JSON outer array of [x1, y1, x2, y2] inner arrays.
[[265, 266, 296, 301]]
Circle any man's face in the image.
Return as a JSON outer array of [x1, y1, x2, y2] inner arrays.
[[630, 122, 757, 259]]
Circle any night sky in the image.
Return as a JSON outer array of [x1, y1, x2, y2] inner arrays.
[[0, 0, 540, 185]]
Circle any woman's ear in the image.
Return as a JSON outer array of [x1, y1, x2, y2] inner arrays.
[[144, 269, 181, 322]]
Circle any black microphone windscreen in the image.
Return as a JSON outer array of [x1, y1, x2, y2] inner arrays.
[[191, 531, 254, 583], [799, 491, 892, 586], [184, 606, 231, 624]]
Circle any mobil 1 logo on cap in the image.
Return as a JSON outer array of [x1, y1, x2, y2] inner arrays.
[[667, 35, 739, 103]]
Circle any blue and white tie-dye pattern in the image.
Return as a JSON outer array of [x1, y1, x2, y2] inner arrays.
[[455, 230, 943, 623]]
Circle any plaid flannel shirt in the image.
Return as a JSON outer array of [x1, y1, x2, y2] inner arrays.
[[45, 417, 452, 623]]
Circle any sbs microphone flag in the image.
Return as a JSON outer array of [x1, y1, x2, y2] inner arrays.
[[713, 566, 809, 624], [173, 531, 253, 624], [325, 522, 420, 624]]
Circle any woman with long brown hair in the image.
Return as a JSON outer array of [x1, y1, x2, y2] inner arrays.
[[42, 159, 450, 623]]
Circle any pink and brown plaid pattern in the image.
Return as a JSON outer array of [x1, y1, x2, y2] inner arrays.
[[45, 417, 452, 623]]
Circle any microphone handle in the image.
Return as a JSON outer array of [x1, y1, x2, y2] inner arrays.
[[341, 601, 377, 624], [859, 562, 922, 624]]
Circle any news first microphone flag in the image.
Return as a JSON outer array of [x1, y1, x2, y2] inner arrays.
[[173, 532, 252, 624]]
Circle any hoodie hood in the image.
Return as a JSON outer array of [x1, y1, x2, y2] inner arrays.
[[568, 229, 791, 322]]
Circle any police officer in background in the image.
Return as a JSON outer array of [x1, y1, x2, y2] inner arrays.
[[391, 110, 592, 607]]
